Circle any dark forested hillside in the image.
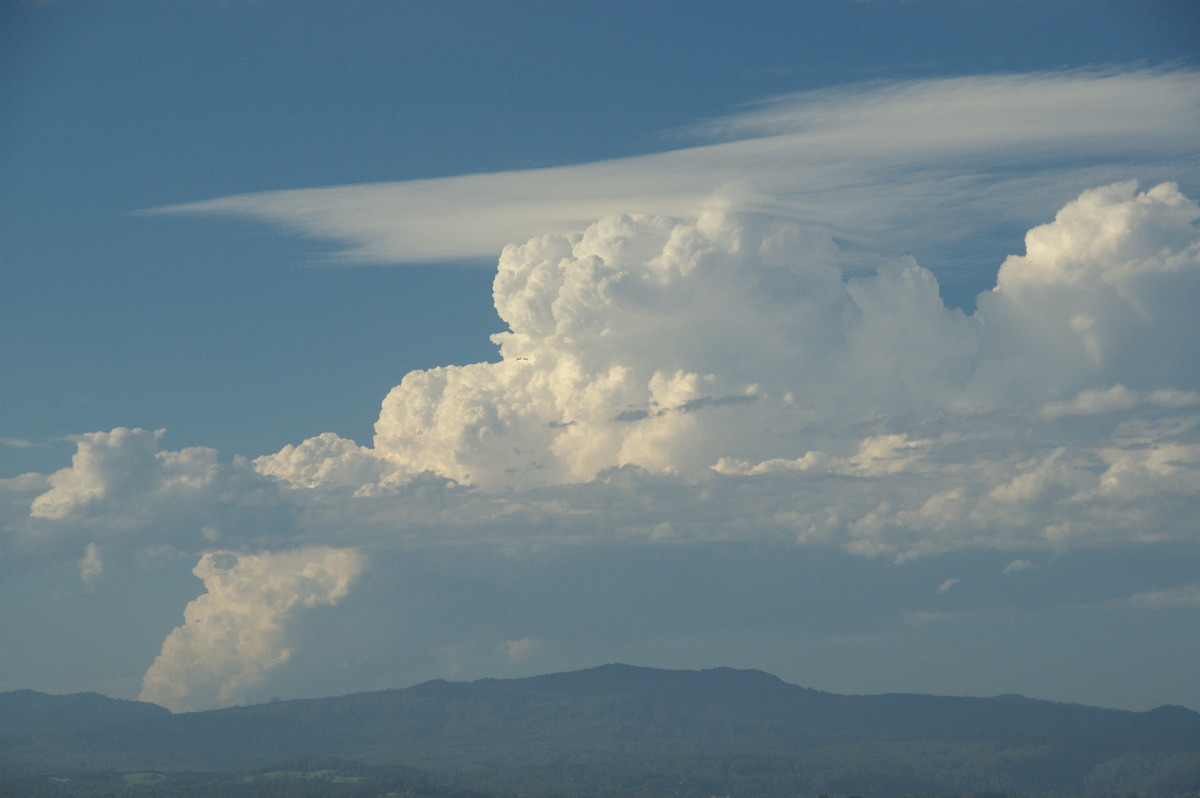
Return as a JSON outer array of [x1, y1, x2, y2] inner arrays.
[[2, 665, 1198, 797], [0, 690, 169, 732]]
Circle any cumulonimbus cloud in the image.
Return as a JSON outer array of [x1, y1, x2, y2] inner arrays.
[[245, 181, 1200, 500], [13, 179, 1198, 564], [5, 72, 1199, 707]]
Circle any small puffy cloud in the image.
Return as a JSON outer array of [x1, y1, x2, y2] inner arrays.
[[501, 637, 541, 665], [252, 432, 391, 491], [1003, 559, 1035, 574], [936, 578, 960, 594], [139, 546, 363, 712]]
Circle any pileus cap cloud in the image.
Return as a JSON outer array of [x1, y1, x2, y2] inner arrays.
[[148, 71, 1200, 273]]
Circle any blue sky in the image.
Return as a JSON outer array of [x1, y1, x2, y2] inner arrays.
[[2, 1, 1199, 713]]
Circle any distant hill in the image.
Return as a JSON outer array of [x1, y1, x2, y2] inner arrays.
[[2, 664, 1198, 797], [0, 690, 168, 731]]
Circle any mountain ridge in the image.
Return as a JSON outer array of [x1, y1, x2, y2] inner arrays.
[[3, 664, 1198, 796], [0, 688, 169, 731], [6, 663, 1191, 721]]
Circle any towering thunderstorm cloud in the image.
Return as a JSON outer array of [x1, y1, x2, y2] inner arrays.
[[4, 178, 1199, 710], [264, 180, 1200, 495]]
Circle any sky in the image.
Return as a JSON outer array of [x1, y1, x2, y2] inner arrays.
[[2, 0, 1199, 714]]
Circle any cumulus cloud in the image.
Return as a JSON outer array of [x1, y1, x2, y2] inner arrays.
[[29, 428, 212, 521], [139, 546, 363, 712], [970, 181, 1200, 402], [253, 432, 389, 491], [262, 181, 1196, 495], [2, 427, 298, 584], [367, 211, 886, 489]]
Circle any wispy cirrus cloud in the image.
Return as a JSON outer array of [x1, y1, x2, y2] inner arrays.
[[146, 70, 1200, 280]]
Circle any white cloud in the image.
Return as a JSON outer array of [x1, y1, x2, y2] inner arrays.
[[7, 427, 298, 580], [16, 181, 1200, 566], [29, 428, 200, 521], [1037, 385, 1200, 419], [367, 210, 880, 489], [146, 71, 1200, 277], [969, 181, 1200, 403], [684, 70, 1199, 146], [303, 181, 1194, 505], [140, 180, 1194, 583], [1129, 585, 1200, 609], [354, 208, 974, 492], [77, 541, 103, 589], [936, 578, 959, 594], [1003, 559, 1034, 574], [712, 434, 934, 479], [253, 432, 389, 491], [139, 546, 363, 712], [501, 637, 541, 665]]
